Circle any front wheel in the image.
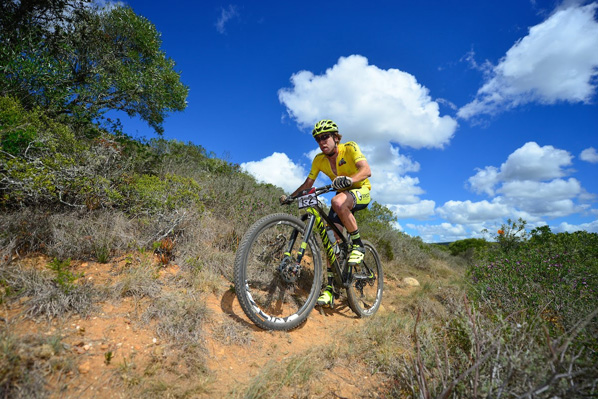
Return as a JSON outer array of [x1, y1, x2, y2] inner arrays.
[[234, 213, 323, 331], [346, 240, 383, 317]]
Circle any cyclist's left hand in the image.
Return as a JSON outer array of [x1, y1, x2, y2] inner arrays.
[[332, 176, 352, 190]]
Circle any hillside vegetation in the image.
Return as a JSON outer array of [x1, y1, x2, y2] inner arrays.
[[2, 2, 597, 398]]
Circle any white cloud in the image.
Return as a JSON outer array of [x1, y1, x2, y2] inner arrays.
[[437, 199, 512, 224], [387, 200, 436, 220], [468, 142, 574, 195], [555, 219, 598, 233], [371, 173, 424, 204], [278, 55, 458, 149], [500, 142, 573, 181], [458, 3, 598, 119], [240, 152, 306, 192], [468, 166, 500, 196], [215, 5, 239, 34], [580, 147, 598, 163], [277, 55, 457, 211], [458, 142, 593, 225], [408, 222, 469, 242], [498, 178, 581, 200]]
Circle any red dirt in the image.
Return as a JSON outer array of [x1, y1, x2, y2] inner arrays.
[[2, 255, 411, 398]]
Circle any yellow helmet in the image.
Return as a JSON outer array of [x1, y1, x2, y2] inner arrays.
[[312, 119, 338, 137]]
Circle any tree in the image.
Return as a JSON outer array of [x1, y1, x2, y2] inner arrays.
[[0, 0, 188, 134]]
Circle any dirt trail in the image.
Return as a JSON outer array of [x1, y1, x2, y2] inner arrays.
[[2, 256, 409, 398]]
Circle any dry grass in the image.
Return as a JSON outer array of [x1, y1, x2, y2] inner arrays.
[[0, 329, 75, 399], [232, 348, 325, 399], [0, 261, 97, 320], [211, 318, 255, 347], [109, 255, 162, 299]]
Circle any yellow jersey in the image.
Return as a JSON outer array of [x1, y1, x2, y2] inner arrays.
[[308, 142, 371, 190]]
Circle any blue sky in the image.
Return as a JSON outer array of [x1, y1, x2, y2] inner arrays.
[[115, 0, 598, 242]]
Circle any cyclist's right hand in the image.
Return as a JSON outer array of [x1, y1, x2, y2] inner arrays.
[[279, 195, 289, 205]]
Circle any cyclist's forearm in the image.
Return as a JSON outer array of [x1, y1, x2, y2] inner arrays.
[[290, 178, 315, 197]]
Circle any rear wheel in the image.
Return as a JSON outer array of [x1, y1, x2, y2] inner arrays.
[[234, 213, 323, 330], [346, 240, 383, 317]]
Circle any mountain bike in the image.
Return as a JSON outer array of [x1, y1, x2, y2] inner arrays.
[[233, 185, 383, 331]]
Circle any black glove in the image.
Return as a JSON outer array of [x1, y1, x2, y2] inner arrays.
[[332, 176, 352, 190]]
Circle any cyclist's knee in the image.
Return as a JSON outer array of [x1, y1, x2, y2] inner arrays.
[[331, 192, 353, 212]]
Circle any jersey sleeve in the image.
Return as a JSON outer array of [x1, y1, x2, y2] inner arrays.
[[345, 141, 366, 163], [307, 154, 322, 180]]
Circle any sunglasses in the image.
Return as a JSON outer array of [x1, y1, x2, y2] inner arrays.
[[315, 133, 332, 143]]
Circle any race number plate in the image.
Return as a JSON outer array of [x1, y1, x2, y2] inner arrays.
[[297, 193, 317, 209]]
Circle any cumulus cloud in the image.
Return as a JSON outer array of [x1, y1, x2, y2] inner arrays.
[[468, 142, 573, 194], [555, 219, 598, 233], [240, 152, 306, 192], [468, 166, 500, 196], [437, 199, 512, 224], [458, 3, 598, 119], [215, 4, 239, 34], [500, 142, 573, 181], [460, 142, 590, 222], [498, 178, 581, 200], [580, 147, 598, 163], [275, 54, 456, 216], [387, 200, 436, 220], [278, 55, 458, 149], [407, 222, 469, 243]]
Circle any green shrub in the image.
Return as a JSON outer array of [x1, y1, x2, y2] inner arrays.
[[47, 258, 81, 294], [0, 263, 96, 320], [469, 224, 598, 377], [448, 238, 489, 257]]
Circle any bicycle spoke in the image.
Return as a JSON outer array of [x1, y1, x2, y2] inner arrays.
[[235, 214, 322, 330], [346, 241, 383, 317]]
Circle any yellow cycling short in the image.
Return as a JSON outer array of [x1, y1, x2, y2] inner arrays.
[[328, 187, 371, 225]]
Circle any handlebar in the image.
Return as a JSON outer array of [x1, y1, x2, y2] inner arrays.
[[283, 185, 334, 205]]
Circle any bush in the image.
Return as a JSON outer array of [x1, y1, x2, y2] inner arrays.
[[468, 223, 598, 396], [448, 238, 489, 257], [0, 331, 74, 399], [0, 261, 97, 320], [394, 296, 598, 398]]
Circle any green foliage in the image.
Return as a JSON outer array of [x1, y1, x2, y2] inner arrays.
[[0, 1, 188, 134], [115, 173, 204, 216], [47, 258, 82, 294], [355, 202, 398, 260], [470, 223, 598, 357], [494, 217, 528, 253], [448, 237, 489, 256]]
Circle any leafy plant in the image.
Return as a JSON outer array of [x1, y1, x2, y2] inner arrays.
[[1, 2, 188, 134], [47, 258, 82, 294]]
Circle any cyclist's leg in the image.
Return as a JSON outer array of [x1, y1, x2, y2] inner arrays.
[[330, 187, 370, 232], [335, 188, 371, 271], [330, 191, 357, 232]]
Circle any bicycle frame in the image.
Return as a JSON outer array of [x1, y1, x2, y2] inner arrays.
[[234, 184, 383, 330], [285, 187, 353, 288]]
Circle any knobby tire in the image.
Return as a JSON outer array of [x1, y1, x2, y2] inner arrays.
[[345, 240, 384, 317], [234, 213, 323, 331]]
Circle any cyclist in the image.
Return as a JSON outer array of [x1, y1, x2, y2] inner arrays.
[[280, 119, 372, 307]]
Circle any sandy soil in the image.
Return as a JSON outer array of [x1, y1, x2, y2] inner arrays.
[[2, 255, 411, 398]]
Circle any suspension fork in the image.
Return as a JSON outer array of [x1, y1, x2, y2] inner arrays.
[[287, 212, 316, 264]]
